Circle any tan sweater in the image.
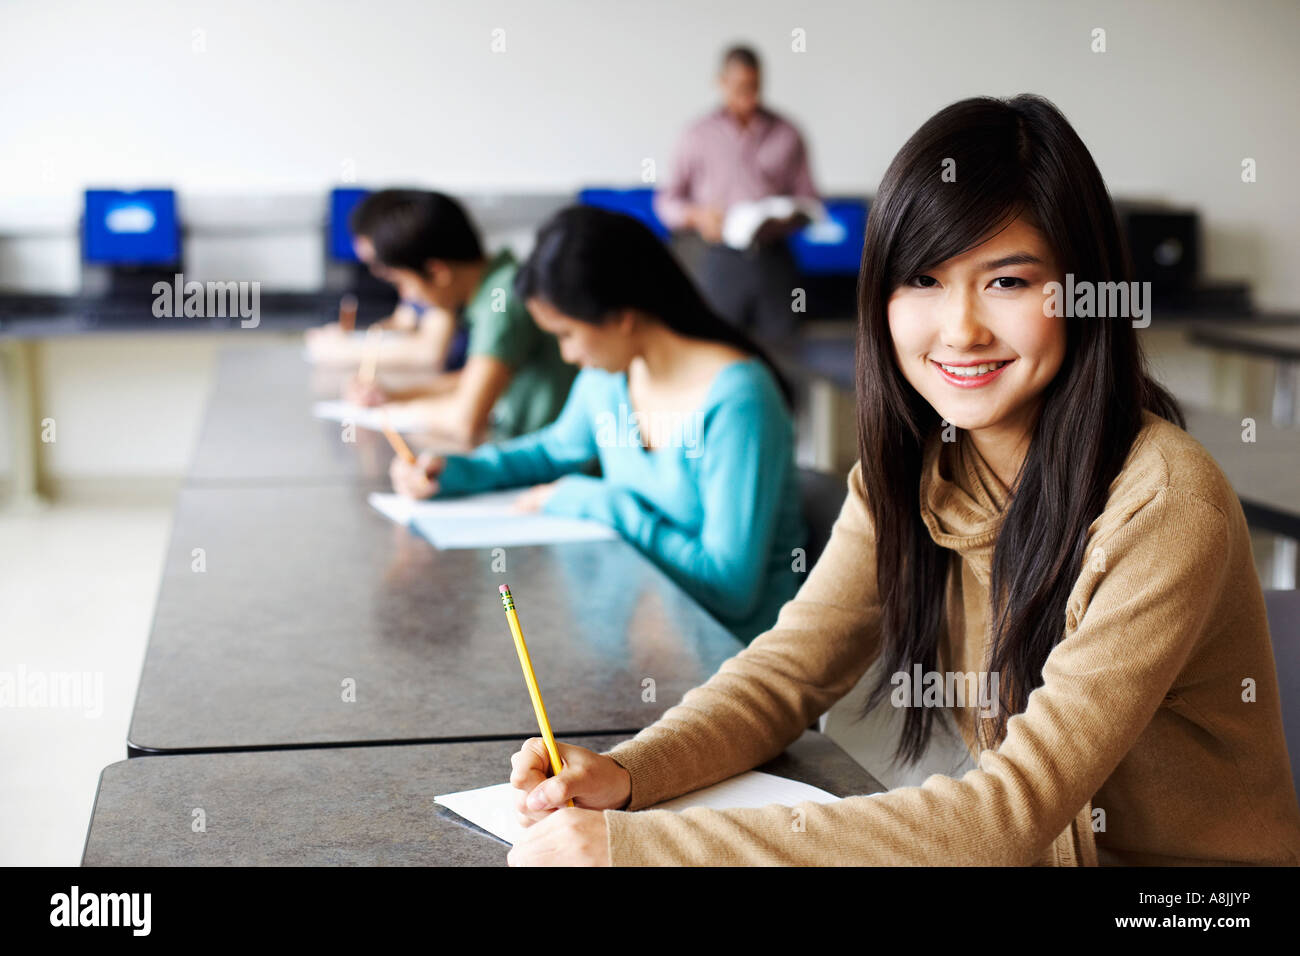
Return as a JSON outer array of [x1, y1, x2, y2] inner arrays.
[[602, 411, 1300, 865]]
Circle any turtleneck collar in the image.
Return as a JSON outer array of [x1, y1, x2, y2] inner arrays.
[[918, 429, 1011, 587]]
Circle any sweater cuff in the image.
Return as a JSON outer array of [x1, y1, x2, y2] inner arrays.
[[433, 454, 484, 496], [604, 809, 660, 866], [603, 806, 738, 866], [598, 737, 689, 811]]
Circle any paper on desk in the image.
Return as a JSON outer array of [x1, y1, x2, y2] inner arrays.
[[435, 771, 842, 846], [722, 196, 827, 249], [368, 490, 524, 524], [311, 400, 432, 433], [367, 491, 617, 548]]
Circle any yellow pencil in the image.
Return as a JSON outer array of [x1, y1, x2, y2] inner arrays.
[[498, 584, 572, 807], [379, 410, 416, 464]]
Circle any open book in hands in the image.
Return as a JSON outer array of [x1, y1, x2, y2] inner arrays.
[[722, 196, 827, 250]]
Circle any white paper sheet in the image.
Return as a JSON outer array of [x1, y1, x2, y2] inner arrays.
[[368, 490, 525, 523], [414, 515, 617, 548], [311, 400, 433, 433], [367, 491, 617, 548], [435, 771, 843, 846]]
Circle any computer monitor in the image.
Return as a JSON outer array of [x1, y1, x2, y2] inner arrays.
[[577, 187, 670, 240], [329, 187, 369, 262], [82, 189, 180, 266], [789, 197, 868, 276]]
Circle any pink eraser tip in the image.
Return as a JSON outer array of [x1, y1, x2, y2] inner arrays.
[[499, 585, 509, 593]]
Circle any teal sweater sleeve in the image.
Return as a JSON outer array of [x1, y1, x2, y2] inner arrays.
[[435, 369, 596, 494], [542, 391, 791, 624]]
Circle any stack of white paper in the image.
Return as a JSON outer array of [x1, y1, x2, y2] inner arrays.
[[367, 491, 617, 549], [434, 771, 843, 846]]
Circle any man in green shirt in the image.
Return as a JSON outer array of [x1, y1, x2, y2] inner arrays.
[[345, 190, 576, 443], [461, 247, 576, 437]]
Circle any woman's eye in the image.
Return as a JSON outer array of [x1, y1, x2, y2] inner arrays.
[[908, 274, 938, 288], [990, 276, 1027, 289]]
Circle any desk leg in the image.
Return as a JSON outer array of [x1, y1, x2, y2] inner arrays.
[[809, 379, 836, 472], [1, 339, 48, 510], [1271, 537, 1298, 590], [1272, 360, 1296, 427]]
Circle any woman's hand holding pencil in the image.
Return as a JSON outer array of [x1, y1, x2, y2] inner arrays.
[[389, 450, 444, 499], [509, 739, 632, 822], [500, 581, 629, 867], [507, 741, 629, 866], [343, 374, 388, 407]]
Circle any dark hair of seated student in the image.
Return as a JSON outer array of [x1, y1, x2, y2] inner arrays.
[[855, 93, 1185, 763], [349, 189, 484, 269], [513, 204, 794, 406]]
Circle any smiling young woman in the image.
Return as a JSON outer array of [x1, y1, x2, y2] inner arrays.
[[503, 94, 1300, 867]]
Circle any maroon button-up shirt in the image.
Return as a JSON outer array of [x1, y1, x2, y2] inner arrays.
[[654, 105, 818, 230]]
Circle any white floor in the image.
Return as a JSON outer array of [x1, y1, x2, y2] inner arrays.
[[0, 499, 172, 866]]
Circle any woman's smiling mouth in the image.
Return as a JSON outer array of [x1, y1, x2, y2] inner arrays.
[[932, 358, 1015, 387]]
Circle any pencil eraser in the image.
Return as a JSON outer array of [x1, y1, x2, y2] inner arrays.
[[499, 584, 509, 594]]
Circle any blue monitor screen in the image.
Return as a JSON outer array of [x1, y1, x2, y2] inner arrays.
[[330, 187, 370, 261], [790, 197, 868, 275], [83, 189, 179, 266], [578, 187, 669, 240]]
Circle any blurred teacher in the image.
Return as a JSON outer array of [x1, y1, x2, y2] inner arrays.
[[654, 44, 819, 343]]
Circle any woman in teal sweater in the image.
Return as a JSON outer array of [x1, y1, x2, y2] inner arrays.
[[389, 206, 806, 642]]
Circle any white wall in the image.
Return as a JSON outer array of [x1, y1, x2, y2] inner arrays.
[[1, 0, 1297, 304], [0, 0, 1297, 485]]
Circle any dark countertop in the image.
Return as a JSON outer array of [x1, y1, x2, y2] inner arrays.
[[83, 730, 884, 866], [127, 482, 744, 755], [186, 346, 452, 487], [0, 291, 392, 339], [1186, 316, 1300, 362], [775, 336, 857, 392]]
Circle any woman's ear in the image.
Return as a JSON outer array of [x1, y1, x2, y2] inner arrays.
[[614, 308, 641, 336], [426, 260, 451, 287]]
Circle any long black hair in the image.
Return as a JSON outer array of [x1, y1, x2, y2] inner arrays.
[[856, 94, 1183, 764], [514, 205, 793, 405]]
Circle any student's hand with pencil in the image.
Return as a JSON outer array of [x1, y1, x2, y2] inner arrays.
[[506, 738, 630, 866], [344, 375, 387, 407], [509, 738, 631, 821], [507, 806, 611, 866], [389, 450, 443, 499]]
